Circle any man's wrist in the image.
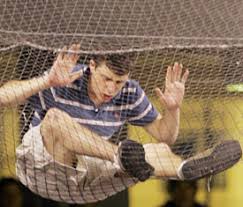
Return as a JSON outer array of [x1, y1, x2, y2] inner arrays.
[[38, 72, 51, 89], [31, 73, 51, 92], [165, 107, 180, 113]]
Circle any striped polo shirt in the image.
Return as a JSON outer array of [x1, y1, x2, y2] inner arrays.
[[27, 64, 159, 140]]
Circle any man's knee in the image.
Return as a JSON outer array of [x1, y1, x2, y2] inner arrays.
[[41, 108, 67, 136], [44, 108, 62, 121], [43, 108, 71, 125], [40, 108, 75, 164]]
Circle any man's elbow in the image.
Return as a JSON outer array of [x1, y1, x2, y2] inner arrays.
[[167, 136, 177, 146], [159, 134, 178, 146], [164, 127, 179, 145]]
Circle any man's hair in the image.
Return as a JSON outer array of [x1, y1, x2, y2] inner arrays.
[[91, 53, 136, 75]]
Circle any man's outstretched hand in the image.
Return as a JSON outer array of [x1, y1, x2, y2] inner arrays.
[[47, 44, 82, 87], [116, 139, 154, 182], [155, 62, 189, 111]]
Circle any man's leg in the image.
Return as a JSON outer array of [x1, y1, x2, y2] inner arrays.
[[144, 140, 242, 180], [40, 108, 183, 178], [143, 143, 182, 178], [40, 108, 118, 166], [40, 108, 242, 180]]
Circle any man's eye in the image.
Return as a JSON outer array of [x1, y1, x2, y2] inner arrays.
[[105, 77, 112, 81]]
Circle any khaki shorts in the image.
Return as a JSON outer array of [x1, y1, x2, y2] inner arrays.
[[16, 125, 137, 204]]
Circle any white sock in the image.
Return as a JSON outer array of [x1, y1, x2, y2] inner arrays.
[[176, 160, 187, 180]]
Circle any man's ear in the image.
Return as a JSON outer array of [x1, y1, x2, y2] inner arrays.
[[89, 59, 96, 73]]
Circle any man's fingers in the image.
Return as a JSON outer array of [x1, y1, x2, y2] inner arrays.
[[173, 62, 184, 82], [181, 69, 189, 84], [172, 62, 178, 82], [155, 88, 166, 105], [69, 70, 83, 82], [69, 43, 81, 62], [73, 44, 81, 62], [57, 46, 67, 61], [63, 44, 80, 62], [165, 66, 172, 87], [176, 63, 183, 80]]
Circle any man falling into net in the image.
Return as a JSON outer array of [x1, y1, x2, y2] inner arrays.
[[0, 44, 241, 204]]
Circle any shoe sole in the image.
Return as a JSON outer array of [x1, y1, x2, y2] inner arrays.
[[181, 140, 242, 180]]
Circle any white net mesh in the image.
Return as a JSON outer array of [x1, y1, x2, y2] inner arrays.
[[0, 0, 243, 204], [1, 0, 243, 52]]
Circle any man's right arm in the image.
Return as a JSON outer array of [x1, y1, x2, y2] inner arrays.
[[0, 43, 82, 108], [0, 75, 49, 107]]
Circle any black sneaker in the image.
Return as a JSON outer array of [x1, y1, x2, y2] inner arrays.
[[178, 140, 242, 180]]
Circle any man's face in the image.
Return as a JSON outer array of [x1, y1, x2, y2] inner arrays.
[[89, 60, 129, 105]]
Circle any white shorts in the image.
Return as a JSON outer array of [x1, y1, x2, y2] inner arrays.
[[16, 125, 137, 204]]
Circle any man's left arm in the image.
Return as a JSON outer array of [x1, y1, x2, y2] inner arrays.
[[144, 63, 189, 145], [144, 109, 179, 145]]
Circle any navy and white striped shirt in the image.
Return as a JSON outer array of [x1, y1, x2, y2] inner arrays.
[[28, 64, 159, 139]]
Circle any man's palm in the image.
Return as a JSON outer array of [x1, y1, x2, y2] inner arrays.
[[47, 44, 82, 87], [155, 63, 189, 110]]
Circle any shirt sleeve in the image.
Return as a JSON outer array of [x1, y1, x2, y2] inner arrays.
[[127, 82, 159, 126], [27, 64, 87, 111]]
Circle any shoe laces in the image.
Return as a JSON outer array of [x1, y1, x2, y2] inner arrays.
[[206, 175, 213, 192]]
